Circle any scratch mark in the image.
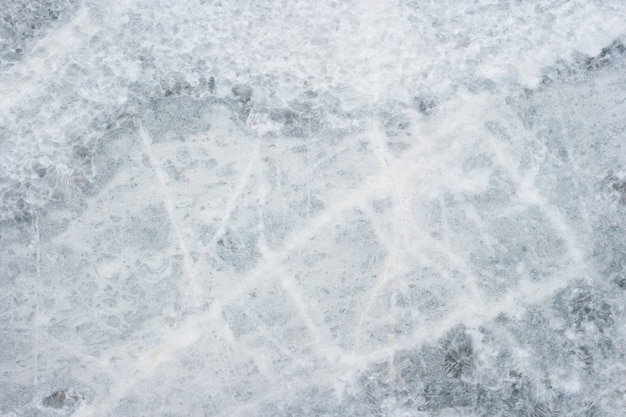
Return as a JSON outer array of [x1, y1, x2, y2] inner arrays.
[[353, 119, 405, 371], [209, 138, 261, 246], [138, 125, 203, 305]]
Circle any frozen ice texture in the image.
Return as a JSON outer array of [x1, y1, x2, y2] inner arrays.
[[1, 1, 626, 416]]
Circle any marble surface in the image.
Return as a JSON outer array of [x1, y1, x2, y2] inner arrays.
[[1, 1, 626, 416]]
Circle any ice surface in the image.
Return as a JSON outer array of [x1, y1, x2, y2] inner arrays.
[[1, 1, 626, 416]]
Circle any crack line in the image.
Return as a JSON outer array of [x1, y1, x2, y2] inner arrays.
[[138, 125, 203, 305]]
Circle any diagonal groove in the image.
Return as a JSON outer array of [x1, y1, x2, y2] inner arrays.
[[208, 138, 261, 246], [74, 92, 594, 414], [138, 125, 203, 306]]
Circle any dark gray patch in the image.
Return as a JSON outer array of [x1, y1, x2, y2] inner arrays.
[[216, 163, 236, 177], [176, 147, 191, 165], [240, 89, 353, 138], [198, 224, 216, 246], [41, 388, 82, 410], [208, 76, 216, 94], [584, 39, 625, 70], [612, 178, 626, 205], [555, 285, 613, 332], [466, 77, 498, 93], [142, 96, 213, 143], [269, 108, 297, 124], [291, 145, 308, 153], [484, 120, 512, 142], [203, 158, 218, 170], [36, 200, 88, 240], [164, 162, 181, 181], [72, 144, 89, 159], [216, 229, 260, 271], [413, 96, 436, 115], [0, 0, 80, 69], [31, 160, 47, 178], [160, 74, 191, 97], [443, 332, 474, 378], [470, 170, 515, 213], [87, 120, 137, 196], [387, 142, 410, 153], [382, 111, 411, 137], [372, 198, 392, 214], [463, 152, 492, 171], [231, 84, 253, 103], [288, 192, 325, 218], [222, 306, 256, 337], [267, 105, 320, 137]]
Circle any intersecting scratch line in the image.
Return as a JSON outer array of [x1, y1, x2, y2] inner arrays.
[[217, 265, 586, 417], [255, 169, 327, 351], [365, 259, 584, 364], [354, 119, 404, 356], [276, 267, 325, 348], [73, 318, 202, 417], [75, 93, 589, 415], [484, 115, 585, 264], [79, 128, 258, 412], [138, 125, 203, 304], [209, 138, 261, 246]]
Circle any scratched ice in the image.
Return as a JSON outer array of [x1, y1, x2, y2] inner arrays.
[[1, 1, 626, 416]]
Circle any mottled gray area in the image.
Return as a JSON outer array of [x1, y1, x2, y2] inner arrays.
[[1, 1, 625, 417]]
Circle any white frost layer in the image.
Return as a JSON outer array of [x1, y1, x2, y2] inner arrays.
[[1, 0, 625, 219]]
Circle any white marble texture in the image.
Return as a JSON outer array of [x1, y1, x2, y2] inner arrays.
[[1, 1, 626, 416]]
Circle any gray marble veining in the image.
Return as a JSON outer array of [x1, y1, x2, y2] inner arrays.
[[1, 1, 626, 416]]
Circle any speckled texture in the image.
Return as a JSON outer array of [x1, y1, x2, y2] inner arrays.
[[1, 1, 625, 416]]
